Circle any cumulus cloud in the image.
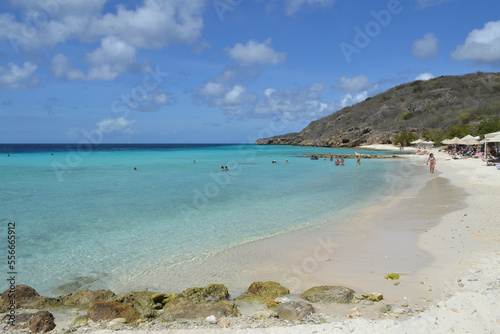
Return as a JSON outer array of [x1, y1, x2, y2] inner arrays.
[[284, 0, 335, 16], [227, 39, 287, 65], [96, 117, 135, 134], [412, 33, 439, 60], [0, 61, 38, 89], [334, 75, 371, 92], [451, 21, 500, 66], [415, 73, 435, 81], [253, 83, 330, 120], [50, 37, 137, 81], [86, 0, 204, 49]]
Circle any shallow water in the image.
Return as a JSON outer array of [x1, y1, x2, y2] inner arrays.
[[0, 144, 405, 296]]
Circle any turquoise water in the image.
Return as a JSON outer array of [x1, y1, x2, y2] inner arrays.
[[0, 144, 405, 296]]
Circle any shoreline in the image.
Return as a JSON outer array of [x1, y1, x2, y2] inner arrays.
[[3, 147, 499, 333]]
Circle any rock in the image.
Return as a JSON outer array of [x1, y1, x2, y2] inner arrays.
[[361, 293, 384, 302], [253, 309, 278, 320], [384, 273, 400, 280], [380, 304, 393, 313], [266, 297, 278, 308], [181, 284, 229, 303], [205, 315, 217, 324], [151, 292, 178, 305], [62, 289, 116, 308], [161, 297, 240, 321], [87, 299, 140, 323], [276, 301, 314, 321], [218, 318, 230, 328], [112, 317, 127, 323], [73, 316, 89, 327], [301, 286, 355, 304], [118, 290, 158, 317], [275, 296, 290, 304], [235, 281, 290, 303], [0, 285, 57, 311], [28, 311, 56, 333]]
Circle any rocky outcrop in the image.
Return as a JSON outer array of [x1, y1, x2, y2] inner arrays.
[[256, 72, 500, 147], [275, 301, 314, 321], [300, 286, 355, 304], [181, 284, 229, 303], [117, 290, 158, 318], [61, 289, 116, 308], [235, 281, 290, 304], [0, 285, 58, 311], [28, 311, 56, 333], [87, 299, 140, 323]]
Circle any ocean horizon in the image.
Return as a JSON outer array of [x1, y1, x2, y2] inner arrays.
[[0, 143, 408, 296]]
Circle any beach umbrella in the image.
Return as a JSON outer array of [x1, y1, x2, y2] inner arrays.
[[465, 138, 480, 145], [441, 139, 451, 145], [410, 139, 424, 145], [486, 133, 500, 142], [461, 135, 475, 141], [446, 137, 467, 145], [484, 131, 500, 154]]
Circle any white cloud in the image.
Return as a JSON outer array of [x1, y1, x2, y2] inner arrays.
[[50, 53, 85, 80], [254, 83, 330, 120], [227, 39, 287, 65], [339, 92, 368, 109], [194, 81, 258, 116], [335, 75, 371, 92], [50, 37, 137, 81], [415, 73, 435, 81], [412, 33, 439, 60], [284, 0, 335, 16], [0, 61, 38, 89], [451, 21, 500, 65], [96, 117, 135, 134], [86, 0, 204, 49], [85, 36, 137, 80], [1, 0, 204, 49]]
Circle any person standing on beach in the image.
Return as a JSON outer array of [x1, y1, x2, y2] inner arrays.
[[426, 153, 436, 174]]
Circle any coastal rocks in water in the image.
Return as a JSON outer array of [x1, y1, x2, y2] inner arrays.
[[235, 281, 290, 304], [161, 298, 239, 321], [300, 286, 355, 304], [62, 289, 116, 308], [28, 311, 56, 333], [0, 285, 56, 311], [361, 293, 384, 302], [276, 301, 315, 321], [87, 299, 140, 323], [181, 284, 229, 303]]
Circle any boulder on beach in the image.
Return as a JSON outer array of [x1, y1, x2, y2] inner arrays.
[[234, 281, 290, 304], [117, 290, 158, 317], [300, 285, 355, 304], [181, 284, 230, 303], [87, 299, 140, 323], [61, 289, 116, 308], [0, 285, 57, 311], [161, 298, 240, 321], [276, 301, 315, 321], [151, 292, 178, 305], [361, 293, 384, 302], [28, 311, 56, 333]]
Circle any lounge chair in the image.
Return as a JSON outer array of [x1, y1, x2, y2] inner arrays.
[[486, 158, 500, 166]]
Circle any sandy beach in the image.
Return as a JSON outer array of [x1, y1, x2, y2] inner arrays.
[[5, 146, 500, 333]]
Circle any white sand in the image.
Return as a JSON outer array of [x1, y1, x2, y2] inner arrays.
[[41, 149, 500, 333]]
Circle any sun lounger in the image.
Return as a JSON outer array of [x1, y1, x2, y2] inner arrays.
[[486, 158, 500, 166]]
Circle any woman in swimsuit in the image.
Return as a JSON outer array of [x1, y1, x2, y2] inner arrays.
[[426, 153, 436, 174]]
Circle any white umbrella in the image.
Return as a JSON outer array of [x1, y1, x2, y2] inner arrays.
[[410, 139, 424, 145], [446, 137, 467, 145], [465, 138, 480, 145], [486, 134, 500, 142]]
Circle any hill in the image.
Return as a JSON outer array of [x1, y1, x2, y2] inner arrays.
[[255, 72, 500, 147]]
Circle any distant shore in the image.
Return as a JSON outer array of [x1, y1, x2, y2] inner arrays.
[[3, 146, 499, 333]]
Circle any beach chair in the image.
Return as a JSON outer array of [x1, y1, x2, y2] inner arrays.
[[416, 150, 422, 155], [486, 158, 500, 166]]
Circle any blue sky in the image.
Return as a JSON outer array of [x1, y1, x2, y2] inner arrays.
[[1, 0, 500, 143]]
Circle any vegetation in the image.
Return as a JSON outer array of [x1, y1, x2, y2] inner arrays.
[[393, 130, 416, 145]]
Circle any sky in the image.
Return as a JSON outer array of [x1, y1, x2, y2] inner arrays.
[[1, 0, 500, 144]]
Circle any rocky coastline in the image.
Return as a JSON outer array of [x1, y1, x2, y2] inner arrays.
[[1, 281, 424, 333]]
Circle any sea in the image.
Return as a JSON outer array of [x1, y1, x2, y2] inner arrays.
[[0, 143, 411, 296]]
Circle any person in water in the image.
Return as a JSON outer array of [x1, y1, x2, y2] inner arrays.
[[341, 158, 344, 166], [426, 153, 436, 174]]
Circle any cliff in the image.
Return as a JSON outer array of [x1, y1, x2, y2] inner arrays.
[[256, 72, 500, 147]]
